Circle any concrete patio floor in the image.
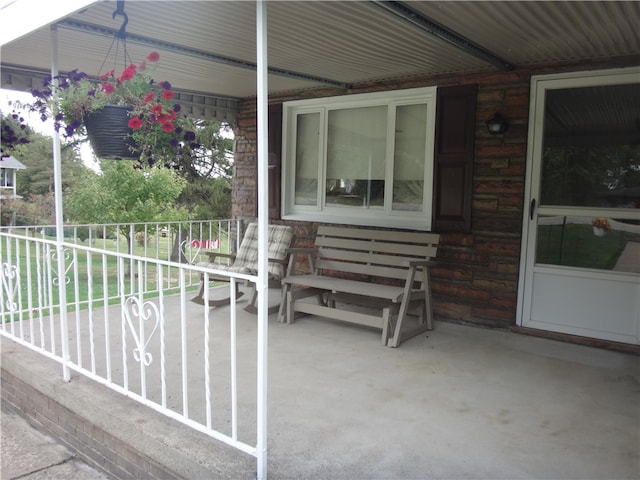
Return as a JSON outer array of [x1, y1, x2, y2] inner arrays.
[[1, 288, 639, 479]]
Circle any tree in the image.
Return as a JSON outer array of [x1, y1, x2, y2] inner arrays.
[[1, 109, 89, 226], [177, 122, 233, 219], [541, 144, 640, 207], [181, 121, 233, 180], [13, 132, 86, 196], [178, 176, 232, 220], [65, 160, 191, 265]]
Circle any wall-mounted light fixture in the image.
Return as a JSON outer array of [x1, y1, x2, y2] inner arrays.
[[486, 113, 509, 135]]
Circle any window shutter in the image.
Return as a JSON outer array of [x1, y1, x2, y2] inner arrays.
[[268, 104, 283, 219], [256, 104, 283, 219], [433, 84, 477, 232]]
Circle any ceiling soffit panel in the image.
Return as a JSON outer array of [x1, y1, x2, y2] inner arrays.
[[417, 1, 640, 65], [1, 1, 638, 117], [59, 1, 347, 93], [266, 1, 490, 85]]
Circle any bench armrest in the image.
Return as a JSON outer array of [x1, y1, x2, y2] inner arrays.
[[286, 247, 317, 255], [284, 247, 317, 276], [268, 257, 288, 265], [408, 259, 437, 267], [206, 251, 235, 262]]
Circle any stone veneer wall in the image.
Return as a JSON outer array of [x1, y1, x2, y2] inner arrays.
[[231, 59, 634, 330]]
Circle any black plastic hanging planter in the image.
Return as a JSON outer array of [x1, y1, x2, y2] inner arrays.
[[84, 105, 137, 159]]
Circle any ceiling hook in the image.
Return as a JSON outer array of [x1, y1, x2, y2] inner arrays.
[[112, 0, 128, 39]]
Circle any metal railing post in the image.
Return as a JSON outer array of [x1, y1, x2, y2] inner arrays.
[[51, 25, 71, 382]]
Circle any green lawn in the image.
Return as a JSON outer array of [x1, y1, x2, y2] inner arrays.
[[536, 223, 633, 270], [0, 231, 230, 314]]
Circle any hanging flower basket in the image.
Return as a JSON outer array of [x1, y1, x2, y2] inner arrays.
[[84, 105, 136, 159], [30, 51, 200, 165]]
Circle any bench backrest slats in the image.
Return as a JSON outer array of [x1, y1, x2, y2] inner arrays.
[[316, 237, 437, 258], [310, 226, 439, 282], [317, 225, 439, 245], [317, 248, 430, 268], [316, 259, 418, 281]]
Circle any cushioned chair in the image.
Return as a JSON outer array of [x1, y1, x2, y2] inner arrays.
[[191, 223, 294, 313]]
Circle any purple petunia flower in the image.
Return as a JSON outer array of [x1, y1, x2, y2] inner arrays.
[[183, 131, 196, 141], [67, 69, 88, 83]]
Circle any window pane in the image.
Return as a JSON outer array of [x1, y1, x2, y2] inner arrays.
[[536, 215, 640, 273], [294, 113, 320, 206], [541, 83, 640, 208], [393, 104, 427, 211], [326, 106, 387, 208]]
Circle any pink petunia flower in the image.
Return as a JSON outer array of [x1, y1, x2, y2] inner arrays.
[[128, 117, 143, 129], [99, 69, 115, 80], [119, 67, 135, 81]]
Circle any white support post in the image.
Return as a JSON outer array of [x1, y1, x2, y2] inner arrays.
[[256, 1, 269, 478], [51, 25, 71, 382]]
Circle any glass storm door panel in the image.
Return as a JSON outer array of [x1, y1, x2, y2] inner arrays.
[[519, 70, 640, 345]]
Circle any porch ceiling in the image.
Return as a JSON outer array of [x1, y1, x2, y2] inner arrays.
[[1, 1, 639, 122]]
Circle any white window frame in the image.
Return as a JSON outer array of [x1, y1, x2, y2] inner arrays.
[[281, 87, 437, 230], [0, 168, 15, 188]]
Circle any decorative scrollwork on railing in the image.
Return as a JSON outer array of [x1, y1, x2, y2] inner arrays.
[[49, 248, 74, 286], [0, 263, 19, 313], [123, 297, 160, 366], [180, 239, 202, 265]]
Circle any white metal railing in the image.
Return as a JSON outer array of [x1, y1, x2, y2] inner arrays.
[[0, 220, 241, 295], [0, 222, 266, 471]]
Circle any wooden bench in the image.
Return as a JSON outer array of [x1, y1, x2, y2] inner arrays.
[[191, 223, 294, 313], [279, 226, 439, 347]]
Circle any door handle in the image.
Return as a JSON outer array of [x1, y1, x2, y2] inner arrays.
[[529, 198, 536, 220]]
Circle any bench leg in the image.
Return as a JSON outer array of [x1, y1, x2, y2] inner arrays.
[[278, 283, 291, 323], [381, 307, 392, 346], [286, 290, 295, 325], [423, 268, 433, 330], [286, 287, 328, 324]]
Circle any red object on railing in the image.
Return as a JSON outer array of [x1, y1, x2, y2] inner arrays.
[[190, 239, 220, 249]]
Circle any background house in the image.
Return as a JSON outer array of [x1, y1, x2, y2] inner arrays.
[[0, 155, 26, 199], [1, 1, 638, 348]]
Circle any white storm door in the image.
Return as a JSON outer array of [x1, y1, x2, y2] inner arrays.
[[518, 68, 640, 345]]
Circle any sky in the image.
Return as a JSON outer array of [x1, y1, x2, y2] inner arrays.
[[1, 88, 49, 134]]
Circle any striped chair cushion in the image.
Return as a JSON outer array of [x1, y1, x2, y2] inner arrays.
[[200, 223, 293, 279]]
